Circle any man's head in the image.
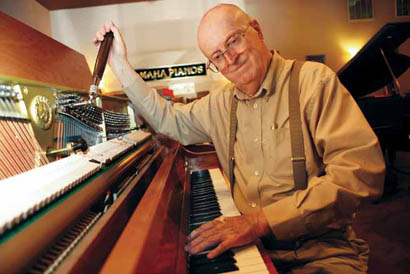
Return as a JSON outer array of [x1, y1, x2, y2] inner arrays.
[[198, 4, 272, 96]]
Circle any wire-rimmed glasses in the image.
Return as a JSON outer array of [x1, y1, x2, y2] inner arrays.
[[206, 24, 251, 73]]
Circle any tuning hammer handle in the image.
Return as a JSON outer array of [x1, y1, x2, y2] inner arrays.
[[92, 31, 114, 86]]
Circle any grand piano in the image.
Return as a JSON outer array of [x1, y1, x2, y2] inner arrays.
[[0, 12, 275, 274], [338, 22, 410, 152], [338, 21, 410, 191]]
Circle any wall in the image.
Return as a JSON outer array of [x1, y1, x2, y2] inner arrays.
[[50, 0, 245, 93], [1, 0, 409, 94], [246, 0, 410, 93], [0, 0, 51, 36]]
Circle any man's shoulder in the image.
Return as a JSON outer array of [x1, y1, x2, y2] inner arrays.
[[208, 81, 235, 100], [203, 82, 235, 113], [300, 61, 336, 80], [297, 61, 339, 101]]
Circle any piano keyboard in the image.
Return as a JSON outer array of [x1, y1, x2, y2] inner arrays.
[[0, 130, 152, 235], [188, 169, 271, 274]]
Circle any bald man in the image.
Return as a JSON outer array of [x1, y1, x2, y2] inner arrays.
[[94, 4, 384, 273]]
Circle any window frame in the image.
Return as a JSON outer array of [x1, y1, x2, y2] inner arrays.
[[396, 0, 410, 17], [347, 0, 374, 22]]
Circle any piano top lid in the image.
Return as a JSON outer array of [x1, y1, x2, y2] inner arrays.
[[337, 22, 410, 98]]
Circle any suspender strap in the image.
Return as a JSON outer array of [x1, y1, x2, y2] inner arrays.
[[289, 61, 307, 190], [228, 60, 307, 195], [228, 96, 238, 194]]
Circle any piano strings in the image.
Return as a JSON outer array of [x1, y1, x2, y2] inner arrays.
[[0, 95, 48, 180]]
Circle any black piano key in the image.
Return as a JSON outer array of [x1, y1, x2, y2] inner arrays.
[[191, 197, 217, 203], [189, 251, 235, 267], [188, 170, 239, 274], [191, 211, 221, 221], [190, 209, 220, 218], [189, 262, 239, 274], [190, 256, 236, 268], [191, 205, 220, 214]]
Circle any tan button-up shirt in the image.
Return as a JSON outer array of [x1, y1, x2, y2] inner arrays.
[[125, 51, 385, 241]]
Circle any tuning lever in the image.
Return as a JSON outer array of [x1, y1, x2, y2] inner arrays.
[[89, 31, 114, 101]]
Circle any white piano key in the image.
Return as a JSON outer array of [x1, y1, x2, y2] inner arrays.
[[209, 168, 240, 216], [231, 245, 270, 273]]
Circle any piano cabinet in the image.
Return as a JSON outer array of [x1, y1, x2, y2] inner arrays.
[[101, 143, 276, 274]]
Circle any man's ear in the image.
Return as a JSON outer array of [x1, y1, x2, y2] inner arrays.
[[250, 19, 264, 40]]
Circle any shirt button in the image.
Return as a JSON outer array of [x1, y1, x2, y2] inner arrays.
[[251, 202, 257, 208], [253, 103, 257, 109], [254, 137, 258, 142], [254, 170, 259, 176]]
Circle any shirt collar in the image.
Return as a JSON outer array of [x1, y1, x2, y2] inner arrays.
[[233, 50, 285, 101]]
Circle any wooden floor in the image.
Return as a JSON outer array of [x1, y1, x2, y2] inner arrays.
[[353, 168, 410, 274]]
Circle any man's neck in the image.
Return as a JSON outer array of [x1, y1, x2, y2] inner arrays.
[[237, 51, 274, 97]]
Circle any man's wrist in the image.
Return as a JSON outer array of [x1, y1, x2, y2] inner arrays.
[[253, 211, 271, 237]]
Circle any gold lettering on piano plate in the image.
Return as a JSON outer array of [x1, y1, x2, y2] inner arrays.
[[30, 95, 53, 130]]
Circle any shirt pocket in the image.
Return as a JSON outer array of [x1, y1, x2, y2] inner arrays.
[[265, 127, 294, 180]]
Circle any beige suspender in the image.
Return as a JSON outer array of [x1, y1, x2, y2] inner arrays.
[[228, 96, 238, 195], [228, 61, 307, 193], [288, 61, 307, 190]]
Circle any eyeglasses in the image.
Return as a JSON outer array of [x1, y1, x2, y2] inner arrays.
[[206, 24, 251, 73]]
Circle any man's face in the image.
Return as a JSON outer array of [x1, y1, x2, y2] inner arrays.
[[198, 13, 270, 95]]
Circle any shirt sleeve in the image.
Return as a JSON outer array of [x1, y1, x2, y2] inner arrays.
[[262, 66, 385, 240], [124, 79, 213, 145]]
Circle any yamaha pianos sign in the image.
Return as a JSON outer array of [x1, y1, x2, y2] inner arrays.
[[135, 63, 206, 81]]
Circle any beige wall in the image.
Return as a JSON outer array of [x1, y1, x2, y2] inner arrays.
[[49, 0, 244, 93], [0, 0, 51, 36], [0, 0, 408, 93], [247, 0, 410, 93]]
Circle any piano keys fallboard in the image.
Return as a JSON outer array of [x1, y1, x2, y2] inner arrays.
[[188, 168, 272, 274]]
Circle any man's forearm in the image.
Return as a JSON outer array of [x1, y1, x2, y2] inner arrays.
[[110, 58, 140, 89]]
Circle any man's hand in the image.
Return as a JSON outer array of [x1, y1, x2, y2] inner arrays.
[[93, 21, 139, 87], [93, 21, 128, 71], [184, 211, 270, 259]]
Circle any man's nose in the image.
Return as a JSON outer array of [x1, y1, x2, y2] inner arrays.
[[224, 50, 239, 66]]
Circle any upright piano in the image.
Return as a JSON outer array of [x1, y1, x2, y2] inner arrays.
[[0, 11, 166, 273]]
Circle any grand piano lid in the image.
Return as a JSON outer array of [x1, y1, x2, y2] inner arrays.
[[337, 22, 410, 98]]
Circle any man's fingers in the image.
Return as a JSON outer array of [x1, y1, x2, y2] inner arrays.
[[188, 228, 223, 249], [110, 23, 119, 36], [187, 235, 221, 255], [104, 22, 111, 33], [94, 22, 114, 45], [207, 240, 233, 259], [187, 221, 217, 241]]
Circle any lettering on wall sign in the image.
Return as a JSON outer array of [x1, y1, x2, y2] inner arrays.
[[135, 63, 206, 81]]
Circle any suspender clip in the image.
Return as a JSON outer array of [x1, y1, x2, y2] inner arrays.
[[291, 156, 305, 162]]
